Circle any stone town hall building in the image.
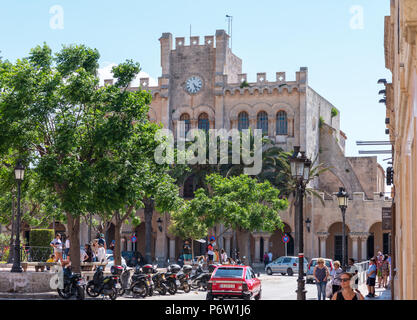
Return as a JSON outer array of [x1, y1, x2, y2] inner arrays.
[[76, 30, 391, 264]]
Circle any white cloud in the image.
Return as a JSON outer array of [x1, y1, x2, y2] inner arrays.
[[97, 62, 158, 87]]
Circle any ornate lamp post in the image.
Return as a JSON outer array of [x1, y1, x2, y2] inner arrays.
[[336, 187, 349, 271], [290, 146, 311, 300], [11, 160, 25, 273]]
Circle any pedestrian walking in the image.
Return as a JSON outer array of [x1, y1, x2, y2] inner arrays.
[[183, 240, 192, 264], [98, 233, 106, 250], [50, 233, 63, 263], [207, 241, 214, 265], [346, 258, 359, 290], [91, 239, 99, 262], [268, 251, 273, 263], [97, 242, 107, 265], [64, 236, 70, 260], [263, 252, 269, 267], [331, 272, 364, 300], [376, 252, 383, 288], [220, 249, 227, 264], [366, 257, 377, 298], [313, 258, 330, 300], [381, 254, 390, 288], [330, 260, 343, 294]]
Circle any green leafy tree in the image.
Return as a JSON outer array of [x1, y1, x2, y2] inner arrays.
[[0, 44, 162, 272], [170, 173, 288, 264]]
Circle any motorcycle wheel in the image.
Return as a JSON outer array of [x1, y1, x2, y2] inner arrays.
[[131, 281, 148, 298], [158, 284, 167, 295], [86, 282, 100, 298], [148, 287, 154, 297], [183, 282, 191, 293], [57, 286, 71, 299], [109, 287, 118, 300], [191, 280, 201, 290], [167, 281, 177, 295], [76, 286, 85, 300]]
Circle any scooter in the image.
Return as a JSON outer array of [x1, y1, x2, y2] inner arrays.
[[57, 266, 86, 300], [190, 263, 215, 291], [86, 266, 118, 300], [129, 265, 149, 298]]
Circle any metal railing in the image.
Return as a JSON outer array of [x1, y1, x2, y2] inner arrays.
[[354, 260, 370, 285]]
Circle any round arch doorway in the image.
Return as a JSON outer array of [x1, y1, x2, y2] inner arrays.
[[269, 223, 294, 260]]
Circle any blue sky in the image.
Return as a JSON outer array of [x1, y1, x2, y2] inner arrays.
[[0, 0, 392, 174]]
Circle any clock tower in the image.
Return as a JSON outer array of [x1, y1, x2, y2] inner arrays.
[[158, 30, 242, 132]]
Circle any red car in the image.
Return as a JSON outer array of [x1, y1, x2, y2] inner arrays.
[[206, 265, 262, 300]]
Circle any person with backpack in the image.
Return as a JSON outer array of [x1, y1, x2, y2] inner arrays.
[[313, 258, 330, 300]]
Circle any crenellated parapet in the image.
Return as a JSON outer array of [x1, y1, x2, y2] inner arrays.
[[222, 68, 308, 96]]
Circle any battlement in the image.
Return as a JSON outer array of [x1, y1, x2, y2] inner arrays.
[[159, 29, 229, 52], [222, 68, 308, 96]]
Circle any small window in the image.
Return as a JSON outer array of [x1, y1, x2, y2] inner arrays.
[[283, 258, 292, 264], [238, 112, 249, 131], [179, 113, 191, 137], [198, 113, 210, 132], [257, 111, 268, 134], [276, 111, 288, 135]]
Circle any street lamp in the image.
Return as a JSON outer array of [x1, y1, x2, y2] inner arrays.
[[11, 160, 25, 273], [290, 146, 311, 300], [336, 187, 349, 271]]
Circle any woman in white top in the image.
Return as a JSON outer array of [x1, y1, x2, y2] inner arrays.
[[50, 234, 63, 263]]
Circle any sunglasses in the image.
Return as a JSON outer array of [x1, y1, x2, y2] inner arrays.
[[341, 278, 350, 282]]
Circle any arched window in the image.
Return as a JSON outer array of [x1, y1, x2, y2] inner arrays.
[[179, 113, 191, 137], [238, 112, 249, 131], [257, 111, 268, 134], [276, 111, 288, 135], [198, 113, 210, 132]]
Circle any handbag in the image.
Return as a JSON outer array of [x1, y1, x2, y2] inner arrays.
[[326, 280, 333, 298]]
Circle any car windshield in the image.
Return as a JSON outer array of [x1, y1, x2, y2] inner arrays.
[[213, 267, 243, 278]]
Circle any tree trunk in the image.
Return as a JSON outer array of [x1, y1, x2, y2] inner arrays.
[[246, 231, 252, 266], [67, 213, 81, 273], [114, 219, 122, 266], [144, 198, 154, 264]]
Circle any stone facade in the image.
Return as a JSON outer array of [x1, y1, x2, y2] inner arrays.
[[384, 0, 417, 300], [6, 30, 389, 267]]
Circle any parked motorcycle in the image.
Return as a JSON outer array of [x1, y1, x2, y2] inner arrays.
[[86, 266, 119, 300], [129, 265, 149, 298], [57, 267, 86, 300], [190, 263, 216, 291], [164, 263, 180, 294], [174, 265, 192, 293]]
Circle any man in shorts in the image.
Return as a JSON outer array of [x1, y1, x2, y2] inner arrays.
[[366, 258, 377, 297]]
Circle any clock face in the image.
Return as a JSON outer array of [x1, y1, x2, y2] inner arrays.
[[185, 76, 203, 94]]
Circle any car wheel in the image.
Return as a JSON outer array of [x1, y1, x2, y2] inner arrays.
[[287, 268, 294, 276], [266, 268, 273, 275], [206, 293, 214, 300], [255, 290, 261, 300]]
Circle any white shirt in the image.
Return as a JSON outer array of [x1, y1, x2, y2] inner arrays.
[[80, 249, 87, 262], [97, 247, 106, 262], [65, 239, 70, 249]]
